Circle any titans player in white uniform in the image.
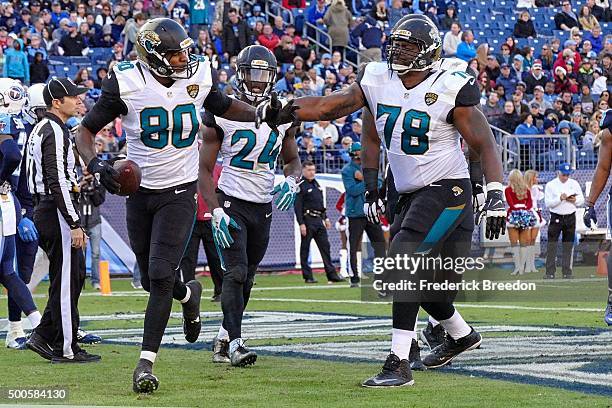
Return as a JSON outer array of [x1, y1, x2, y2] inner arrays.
[[77, 19, 289, 393], [263, 14, 507, 387], [199, 45, 301, 367], [584, 109, 612, 325]]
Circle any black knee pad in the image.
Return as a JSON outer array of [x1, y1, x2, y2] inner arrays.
[[226, 264, 248, 284]]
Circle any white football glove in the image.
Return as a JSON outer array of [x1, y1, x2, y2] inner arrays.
[[211, 208, 240, 249]]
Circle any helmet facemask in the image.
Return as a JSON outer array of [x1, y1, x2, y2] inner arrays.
[[387, 33, 441, 75], [138, 32, 199, 80], [237, 62, 276, 104]]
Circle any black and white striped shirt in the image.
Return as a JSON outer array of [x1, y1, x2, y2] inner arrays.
[[26, 112, 81, 228]]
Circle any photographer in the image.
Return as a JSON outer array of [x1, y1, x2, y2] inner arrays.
[[80, 168, 105, 290]]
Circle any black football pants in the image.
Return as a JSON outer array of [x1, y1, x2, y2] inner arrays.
[[126, 181, 197, 354], [180, 219, 223, 296], [217, 191, 271, 341]]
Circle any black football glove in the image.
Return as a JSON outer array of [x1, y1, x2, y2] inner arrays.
[[363, 168, 385, 224], [255, 91, 298, 132], [87, 157, 121, 194], [584, 203, 597, 229], [482, 184, 506, 240]]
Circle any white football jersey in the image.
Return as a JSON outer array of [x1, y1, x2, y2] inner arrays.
[[112, 58, 213, 189], [359, 61, 477, 194], [210, 108, 291, 203]]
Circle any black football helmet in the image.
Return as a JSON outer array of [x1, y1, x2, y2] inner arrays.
[[135, 18, 198, 79], [387, 14, 442, 75], [235, 45, 277, 104]]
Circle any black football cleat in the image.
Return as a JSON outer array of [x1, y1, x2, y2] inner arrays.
[[327, 273, 345, 283], [423, 328, 482, 369], [419, 322, 446, 350], [182, 280, 202, 343], [25, 332, 54, 361], [305, 278, 318, 284], [51, 349, 101, 364], [409, 339, 425, 371], [212, 336, 231, 363], [362, 353, 414, 388], [133, 360, 159, 394], [230, 339, 257, 367]]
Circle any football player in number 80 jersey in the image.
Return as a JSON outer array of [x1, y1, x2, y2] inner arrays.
[[198, 45, 302, 367], [77, 19, 294, 393], [260, 14, 507, 387]]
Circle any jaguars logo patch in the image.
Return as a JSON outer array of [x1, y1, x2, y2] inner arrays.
[[452, 186, 463, 197], [425, 92, 438, 106], [138, 30, 161, 52], [187, 84, 199, 98]]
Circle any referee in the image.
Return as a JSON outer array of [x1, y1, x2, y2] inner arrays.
[[25, 78, 100, 363]]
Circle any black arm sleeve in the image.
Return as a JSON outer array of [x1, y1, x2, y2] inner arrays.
[[81, 73, 128, 135], [203, 68, 233, 116], [469, 159, 484, 185], [202, 110, 225, 142]]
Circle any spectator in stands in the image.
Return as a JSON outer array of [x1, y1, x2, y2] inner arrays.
[[443, 22, 462, 57], [484, 55, 501, 82], [579, 5, 600, 31], [592, 67, 607, 94], [587, 0, 608, 22], [352, 15, 385, 62], [536, 45, 553, 73], [298, 132, 322, 165], [456, 29, 476, 62], [258, 23, 281, 51], [107, 42, 124, 65], [478, 72, 493, 97], [511, 55, 524, 79], [542, 81, 556, 104], [272, 15, 286, 38], [496, 100, 520, 133], [554, 66, 578, 94], [284, 0, 307, 9], [440, 5, 458, 31], [293, 56, 307, 78], [223, 7, 249, 57], [314, 120, 340, 144], [497, 63, 518, 95], [124, 13, 147, 55], [78, 22, 95, 48], [579, 84, 595, 114], [75, 3, 87, 25], [577, 59, 595, 87], [14, 9, 33, 34], [580, 40, 594, 59], [95, 3, 113, 26], [50, 2, 69, 27], [513, 89, 530, 116], [584, 25, 604, 53], [324, 0, 352, 54], [306, 67, 325, 94], [25, 33, 47, 63], [529, 102, 545, 128], [148, 0, 168, 19], [370, 0, 388, 23], [352, 0, 375, 16], [424, 4, 441, 28], [275, 65, 301, 95], [3, 39, 29, 84], [531, 85, 553, 113], [29, 51, 49, 84], [73, 68, 90, 86], [97, 25, 116, 48], [275, 36, 297, 64], [514, 10, 537, 39], [483, 92, 503, 123], [515, 112, 540, 136], [560, 90, 575, 114], [388, 0, 410, 29], [554, 47, 580, 76], [497, 43, 513, 66], [523, 60, 548, 94], [344, 118, 362, 142], [295, 77, 316, 97], [246, 5, 265, 30], [308, 0, 329, 30], [555, 1, 581, 31]]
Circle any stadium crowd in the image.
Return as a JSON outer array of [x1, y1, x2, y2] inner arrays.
[[0, 0, 609, 173]]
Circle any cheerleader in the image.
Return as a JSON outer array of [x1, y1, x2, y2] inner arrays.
[[524, 170, 545, 273], [505, 170, 537, 275]]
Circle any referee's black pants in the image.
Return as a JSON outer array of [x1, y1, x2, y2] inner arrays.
[[546, 212, 576, 278], [300, 215, 336, 280], [180, 220, 223, 297], [33, 199, 85, 358]]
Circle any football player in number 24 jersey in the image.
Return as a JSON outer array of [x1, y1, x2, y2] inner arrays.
[[260, 14, 507, 387], [77, 19, 291, 394], [199, 45, 302, 367]]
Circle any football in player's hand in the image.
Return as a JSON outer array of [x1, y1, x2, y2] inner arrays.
[[112, 159, 141, 196]]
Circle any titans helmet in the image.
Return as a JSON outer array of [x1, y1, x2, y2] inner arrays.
[[235, 45, 278, 104], [23, 83, 47, 123], [387, 14, 442, 75], [0, 78, 27, 115], [135, 18, 198, 80]]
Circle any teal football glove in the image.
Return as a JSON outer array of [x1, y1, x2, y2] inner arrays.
[[271, 176, 300, 211], [211, 208, 240, 249]]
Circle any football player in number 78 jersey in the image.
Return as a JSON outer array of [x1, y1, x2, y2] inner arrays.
[[256, 14, 507, 387], [76, 19, 293, 393], [199, 45, 302, 367]]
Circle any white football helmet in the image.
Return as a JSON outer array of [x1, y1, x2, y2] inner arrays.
[[23, 83, 46, 124], [0, 78, 27, 115]]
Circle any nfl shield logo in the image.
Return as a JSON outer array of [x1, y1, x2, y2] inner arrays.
[[187, 84, 199, 98], [424, 92, 438, 106]]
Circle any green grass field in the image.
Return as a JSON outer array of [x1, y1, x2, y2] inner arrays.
[[0, 269, 611, 407]]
